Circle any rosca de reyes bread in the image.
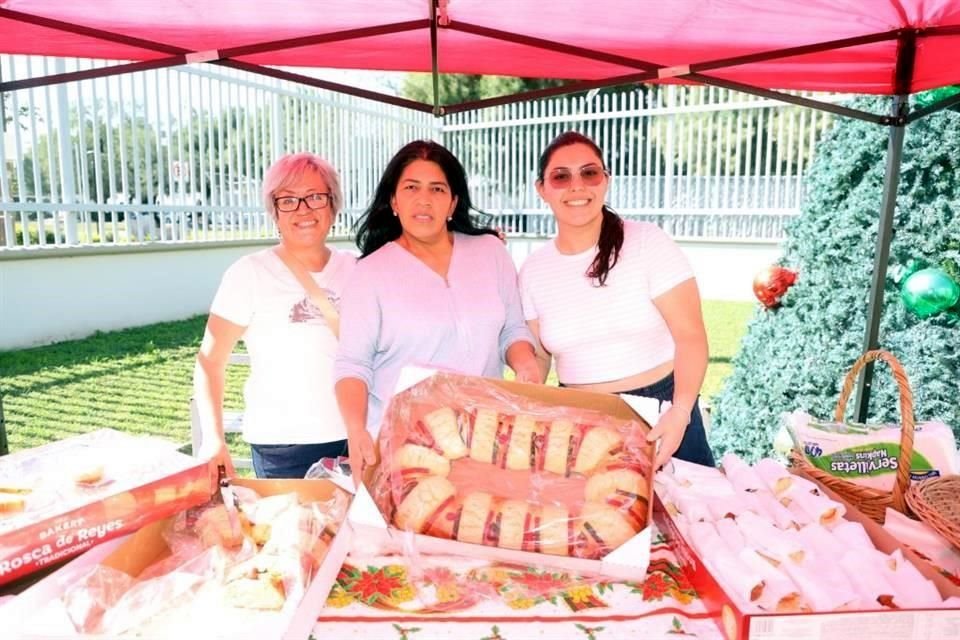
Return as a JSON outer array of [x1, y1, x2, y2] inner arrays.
[[388, 406, 651, 559], [395, 443, 451, 478]]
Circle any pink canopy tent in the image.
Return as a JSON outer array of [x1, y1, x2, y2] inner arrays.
[[1, 1, 960, 114], [1, 0, 959, 417]]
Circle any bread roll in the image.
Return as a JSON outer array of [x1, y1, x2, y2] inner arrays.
[[579, 501, 637, 552], [423, 407, 467, 459], [197, 505, 244, 549], [251, 523, 272, 547], [0, 492, 26, 514], [0, 483, 32, 495], [584, 465, 649, 505], [395, 443, 451, 477], [469, 408, 499, 464], [543, 419, 574, 475], [457, 491, 494, 545], [224, 572, 286, 610], [497, 499, 530, 550], [573, 427, 623, 475], [394, 476, 456, 533], [505, 415, 537, 471], [73, 463, 105, 485], [538, 504, 572, 557]]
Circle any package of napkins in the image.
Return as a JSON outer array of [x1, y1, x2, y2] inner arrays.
[[785, 411, 960, 492]]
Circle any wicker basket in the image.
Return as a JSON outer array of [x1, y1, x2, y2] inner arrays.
[[789, 350, 915, 524], [906, 475, 960, 549]]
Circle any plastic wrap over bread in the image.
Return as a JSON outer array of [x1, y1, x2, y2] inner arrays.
[[372, 372, 655, 560], [50, 487, 349, 636]]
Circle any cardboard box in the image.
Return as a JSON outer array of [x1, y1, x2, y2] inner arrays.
[[653, 483, 960, 640], [0, 429, 210, 587], [1, 478, 352, 640], [352, 367, 657, 581]]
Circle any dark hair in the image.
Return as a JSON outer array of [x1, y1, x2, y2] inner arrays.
[[537, 131, 624, 287], [355, 140, 498, 257]]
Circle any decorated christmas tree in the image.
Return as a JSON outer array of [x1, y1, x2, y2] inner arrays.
[[711, 96, 960, 461]]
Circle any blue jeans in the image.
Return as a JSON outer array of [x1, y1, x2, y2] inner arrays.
[[562, 373, 715, 467], [250, 440, 349, 479], [621, 373, 715, 467]]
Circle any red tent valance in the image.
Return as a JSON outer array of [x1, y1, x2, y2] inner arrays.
[[1, 0, 959, 95]]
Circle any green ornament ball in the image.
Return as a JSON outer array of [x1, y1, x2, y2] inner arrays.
[[900, 267, 960, 318], [915, 86, 960, 109]]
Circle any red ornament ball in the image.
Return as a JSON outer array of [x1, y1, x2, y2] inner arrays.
[[753, 266, 798, 309]]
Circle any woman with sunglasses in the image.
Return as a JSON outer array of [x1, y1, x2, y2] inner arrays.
[[194, 152, 354, 483], [334, 140, 541, 480], [520, 131, 714, 470]]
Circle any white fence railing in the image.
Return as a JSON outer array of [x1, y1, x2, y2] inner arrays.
[[493, 209, 798, 241], [1, 56, 435, 248], [2, 56, 846, 249]]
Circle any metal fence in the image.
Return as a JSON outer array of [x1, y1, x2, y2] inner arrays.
[[0, 57, 435, 248], [1, 56, 844, 249]]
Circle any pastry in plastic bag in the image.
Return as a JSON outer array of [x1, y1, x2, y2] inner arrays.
[[375, 373, 655, 560]]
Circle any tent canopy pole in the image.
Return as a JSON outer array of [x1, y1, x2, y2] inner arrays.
[[853, 94, 908, 421], [854, 29, 916, 422]]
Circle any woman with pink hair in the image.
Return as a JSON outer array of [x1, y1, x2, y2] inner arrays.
[[194, 152, 354, 482]]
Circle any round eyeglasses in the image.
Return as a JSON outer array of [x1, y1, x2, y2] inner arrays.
[[273, 193, 331, 212]]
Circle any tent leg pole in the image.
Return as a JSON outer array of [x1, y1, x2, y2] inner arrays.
[[430, 0, 441, 116], [0, 392, 7, 456], [854, 94, 908, 422]]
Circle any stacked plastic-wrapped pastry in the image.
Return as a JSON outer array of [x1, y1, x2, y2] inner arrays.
[[383, 404, 652, 560], [40, 487, 351, 637], [656, 455, 959, 612]]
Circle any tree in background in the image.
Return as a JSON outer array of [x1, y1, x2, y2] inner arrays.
[[13, 101, 165, 205], [10, 100, 276, 209], [401, 73, 565, 105], [711, 96, 960, 461], [172, 103, 275, 206], [402, 75, 650, 210], [2, 92, 35, 198], [1, 91, 32, 131]]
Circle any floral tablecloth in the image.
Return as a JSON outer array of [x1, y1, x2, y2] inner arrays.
[[311, 526, 723, 640]]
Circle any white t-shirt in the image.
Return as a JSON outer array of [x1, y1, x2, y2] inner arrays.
[[519, 221, 694, 385], [210, 247, 355, 444]]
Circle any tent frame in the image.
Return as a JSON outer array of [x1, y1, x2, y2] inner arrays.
[[3, 5, 960, 421]]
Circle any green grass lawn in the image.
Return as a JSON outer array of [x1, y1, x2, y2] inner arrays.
[[0, 300, 755, 455]]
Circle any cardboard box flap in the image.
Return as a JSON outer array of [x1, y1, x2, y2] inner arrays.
[[348, 484, 388, 529], [490, 378, 653, 428], [101, 519, 174, 577], [619, 394, 669, 428], [601, 525, 652, 574], [394, 365, 441, 395]]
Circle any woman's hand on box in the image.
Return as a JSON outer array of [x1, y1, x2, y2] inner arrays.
[[507, 340, 543, 384], [198, 438, 236, 491], [348, 428, 377, 491], [647, 405, 689, 469]]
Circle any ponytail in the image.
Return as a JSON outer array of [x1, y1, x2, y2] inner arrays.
[[586, 206, 624, 286]]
